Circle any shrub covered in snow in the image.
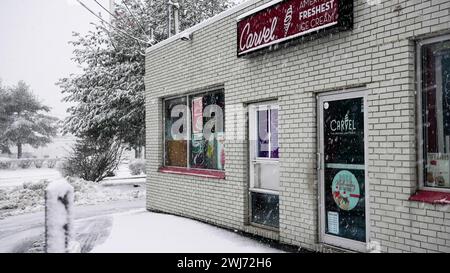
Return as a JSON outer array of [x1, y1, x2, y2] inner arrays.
[[56, 160, 71, 177], [0, 180, 50, 213], [46, 159, 58, 168], [128, 159, 146, 175], [0, 177, 145, 218], [34, 159, 45, 168], [0, 158, 60, 170], [58, 137, 123, 182], [17, 159, 33, 169], [0, 159, 13, 169]]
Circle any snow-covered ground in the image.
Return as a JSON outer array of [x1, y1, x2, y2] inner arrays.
[[92, 209, 283, 253], [101, 163, 145, 186], [105, 163, 144, 180], [0, 168, 62, 189], [0, 164, 146, 218], [0, 163, 143, 189], [0, 199, 145, 253]]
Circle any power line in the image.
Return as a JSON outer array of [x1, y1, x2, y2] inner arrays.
[[76, 0, 152, 45], [93, 0, 119, 21], [121, 0, 149, 37], [93, 0, 149, 40]]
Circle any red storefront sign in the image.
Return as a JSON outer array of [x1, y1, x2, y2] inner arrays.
[[237, 0, 352, 56]]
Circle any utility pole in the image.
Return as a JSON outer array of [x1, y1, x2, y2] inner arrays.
[[168, 0, 180, 37], [174, 2, 180, 35], [168, 0, 172, 37]]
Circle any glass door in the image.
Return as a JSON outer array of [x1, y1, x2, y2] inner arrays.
[[317, 91, 369, 252]]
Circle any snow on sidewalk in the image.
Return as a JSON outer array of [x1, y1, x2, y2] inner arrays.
[[91, 209, 283, 253]]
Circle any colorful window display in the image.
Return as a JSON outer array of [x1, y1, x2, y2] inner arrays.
[[163, 90, 225, 171], [421, 38, 450, 189]]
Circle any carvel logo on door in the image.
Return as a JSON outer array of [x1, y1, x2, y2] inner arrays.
[[237, 0, 353, 56]]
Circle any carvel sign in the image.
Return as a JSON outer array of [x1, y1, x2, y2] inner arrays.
[[237, 0, 353, 56]]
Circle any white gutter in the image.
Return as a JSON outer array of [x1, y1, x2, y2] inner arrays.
[[145, 0, 263, 54], [236, 0, 284, 21]]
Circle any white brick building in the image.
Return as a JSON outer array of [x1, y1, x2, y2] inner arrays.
[[144, 0, 450, 253]]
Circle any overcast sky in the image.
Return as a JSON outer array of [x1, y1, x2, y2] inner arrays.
[[0, 0, 110, 118]]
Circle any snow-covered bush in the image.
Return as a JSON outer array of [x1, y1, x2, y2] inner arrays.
[[0, 180, 50, 213], [23, 180, 49, 191], [0, 188, 6, 201], [128, 159, 146, 175], [46, 159, 58, 168], [0, 159, 12, 169], [58, 137, 123, 182], [34, 159, 45, 168], [56, 160, 71, 177], [17, 159, 33, 169], [0, 177, 146, 218]]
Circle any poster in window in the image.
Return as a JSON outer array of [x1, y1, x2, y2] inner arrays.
[[323, 97, 366, 243], [426, 153, 450, 188], [166, 140, 187, 167], [192, 97, 203, 134], [216, 132, 225, 170], [205, 133, 216, 169], [331, 170, 360, 211], [327, 211, 339, 235], [191, 133, 205, 168]]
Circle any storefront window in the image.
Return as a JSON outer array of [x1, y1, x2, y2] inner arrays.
[[420, 36, 450, 189], [189, 91, 225, 170], [163, 90, 225, 171]]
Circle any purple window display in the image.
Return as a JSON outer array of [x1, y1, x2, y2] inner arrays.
[[257, 110, 269, 158], [257, 108, 279, 159]]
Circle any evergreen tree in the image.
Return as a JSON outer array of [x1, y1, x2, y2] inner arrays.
[[0, 81, 59, 158]]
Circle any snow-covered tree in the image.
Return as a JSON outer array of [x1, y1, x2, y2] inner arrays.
[[58, 0, 232, 157], [0, 81, 10, 154], [0, 81, 59, 158]]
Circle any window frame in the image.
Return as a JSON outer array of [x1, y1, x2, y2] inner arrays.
[[417, 34, 450, 193], [162, 89, 225, 172], [248, 101, 280, 194], [248, 101, 280, 230]]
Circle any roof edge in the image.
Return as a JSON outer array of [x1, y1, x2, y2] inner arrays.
[[145, 0, 262, 55]]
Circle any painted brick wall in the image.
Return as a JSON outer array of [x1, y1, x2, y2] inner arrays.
[[145, 0, 450, 252]]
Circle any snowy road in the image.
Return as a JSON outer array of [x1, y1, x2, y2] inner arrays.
[[0, 199, 145, 253]]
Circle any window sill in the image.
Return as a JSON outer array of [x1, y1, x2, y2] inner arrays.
[[408, 190, 450, 205], [158, 167, 225, 179]]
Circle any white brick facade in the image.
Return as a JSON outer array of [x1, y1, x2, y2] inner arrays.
[[145, 0, 450, 252]]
